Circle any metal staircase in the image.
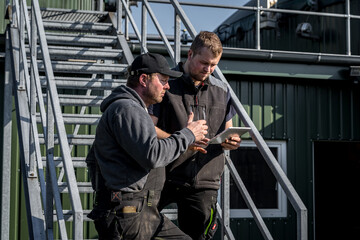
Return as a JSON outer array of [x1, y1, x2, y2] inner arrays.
[[3, 0, 307, 239], [6, 1, 133, 239]]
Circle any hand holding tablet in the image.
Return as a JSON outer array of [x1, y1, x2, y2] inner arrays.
[[208, 127, 251, 144]]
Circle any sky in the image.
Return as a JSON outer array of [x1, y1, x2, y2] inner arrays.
[[128, 0, 249, 36]]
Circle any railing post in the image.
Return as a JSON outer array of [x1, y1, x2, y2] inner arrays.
[[29, 3, 37, 178], [11, 0, 18, 28], [141, 0, 147, 54], [18, 0, 25, 90], [125, 0, 130, 40], [116, 0, 122, 33], [255, 0, 261, 50], [120, 0, 142, 46], [345, 0, 351, 55], [174, 13, 181, 65], [45, 89, 55, 238], [221, 151, 231, 240], [97, 0, 103, 11]]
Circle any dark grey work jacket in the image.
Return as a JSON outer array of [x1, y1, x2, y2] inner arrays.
[[87, 85, 195, 193], [150, 64, 233, 190]]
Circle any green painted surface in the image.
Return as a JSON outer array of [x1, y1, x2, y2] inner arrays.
[[220, 74, 360, 240]]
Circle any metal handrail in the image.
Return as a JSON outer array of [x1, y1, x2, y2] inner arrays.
[[115, 0, 308, 239], [32, 0, 83, 238], [173, 1, 308, 239], [132, 0, 357, 56], [169, 2, 292, 239], [12, 0, 84, 239]]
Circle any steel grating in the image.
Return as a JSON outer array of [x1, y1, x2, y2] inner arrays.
[[39, 8, 108, 23]]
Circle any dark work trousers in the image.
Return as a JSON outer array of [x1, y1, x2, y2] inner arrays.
[[158, 182, 219, 240], [89, 168, 191, 240]]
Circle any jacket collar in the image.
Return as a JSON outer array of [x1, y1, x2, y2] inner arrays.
[[175, 62, 215, 89]]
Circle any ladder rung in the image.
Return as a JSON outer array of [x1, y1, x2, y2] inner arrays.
[[43, 94, 106, 106], [58, 182, 93, 193], [35, 60, 127, 75], [27, 46, 123, 61], [42, 156, 87, 168], [37, 113, 101, 125], [55, 209, 93, 222], [38, 133, 95, 145], [40, 8, 108, 23], [43, 20, 113, 33], [39, 76, 125, 90], [45, 33, 118, 47]]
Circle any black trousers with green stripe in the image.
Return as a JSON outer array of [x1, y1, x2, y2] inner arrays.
[[158, 182, 219, 240]]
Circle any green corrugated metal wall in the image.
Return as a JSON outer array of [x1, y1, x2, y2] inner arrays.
[[0, 0, 9, 34], [218, 75, 360, 240]]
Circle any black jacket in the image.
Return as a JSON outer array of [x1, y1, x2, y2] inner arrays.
[[150, 63, 233, 190]]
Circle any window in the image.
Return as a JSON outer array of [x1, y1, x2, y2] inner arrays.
[[228, 140, 287, 218]]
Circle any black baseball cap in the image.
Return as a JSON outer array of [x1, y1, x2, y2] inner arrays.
[[129, 53, 183, 78]]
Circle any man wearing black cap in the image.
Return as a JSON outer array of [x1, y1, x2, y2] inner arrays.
[[86, 52, 208, 239]]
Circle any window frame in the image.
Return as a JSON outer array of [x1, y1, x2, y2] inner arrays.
[[229, 140, 288, 218]]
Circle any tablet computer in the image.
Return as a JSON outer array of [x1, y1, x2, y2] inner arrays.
[[208, 127, 251, 144]]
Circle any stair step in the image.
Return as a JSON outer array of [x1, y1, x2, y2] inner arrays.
[[38, 93, 106, 107], [56, 210, 93, 222], [35, 60, 128, 75], [39, 76, 125, 90], [45, 32, 118, 47], [58, 182, 93, 193], [37, 113, 101, 125], [42, 156, 87, 168], [27, 45, 123, 61], [40, 8, 108, 23], [46, 94, 105, 106], [43, 20, 113, 34], [38, 133, 95, 145]]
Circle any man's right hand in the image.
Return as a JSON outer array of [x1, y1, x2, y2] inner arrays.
[[186, 112, 208, 142]]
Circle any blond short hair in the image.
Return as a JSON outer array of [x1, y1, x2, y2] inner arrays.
[[190, 31, 223, 57]]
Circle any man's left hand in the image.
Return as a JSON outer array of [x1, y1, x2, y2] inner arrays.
[[221, 136, 241, 150]]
